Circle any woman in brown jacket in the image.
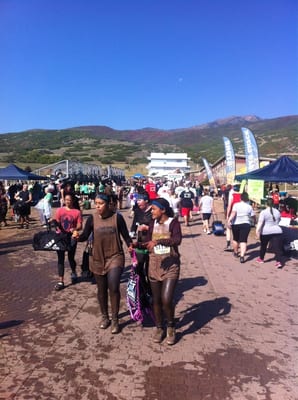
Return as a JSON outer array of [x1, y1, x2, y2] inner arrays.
[[75, 192, 132, 334]]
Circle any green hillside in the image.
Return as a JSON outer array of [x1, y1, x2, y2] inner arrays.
[[0, 115, 297, 173]]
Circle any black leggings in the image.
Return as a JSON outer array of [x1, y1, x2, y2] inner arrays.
[[136, 252, 151, 297], [150, 278, 178, 328], [260, 233, 283, 262], [94, 267, 123, 320], [57, 243, 77, 278]]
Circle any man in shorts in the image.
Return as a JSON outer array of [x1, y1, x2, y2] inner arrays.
[[179, 184, 194, 226]]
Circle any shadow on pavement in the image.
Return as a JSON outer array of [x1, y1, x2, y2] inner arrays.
[[176, 276, 208, 302], [182, 233, 201, 239], [0, 320, 24, 338], [0, 238, 33, 249], [247, 242, 261, 250], [177, 296, 231, 339]]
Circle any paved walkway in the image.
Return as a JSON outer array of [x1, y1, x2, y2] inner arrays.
[[0, 200, 298, 400]]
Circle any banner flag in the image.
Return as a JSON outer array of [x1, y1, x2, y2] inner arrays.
[[202, 157, 217, 193], [241, 127, 259, 172], [223, 136, 236, 184]]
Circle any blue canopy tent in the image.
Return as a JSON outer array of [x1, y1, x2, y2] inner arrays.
[[235, 156, 298, 183], [132, 173, 145, 179], [0, 164, 47, 181]]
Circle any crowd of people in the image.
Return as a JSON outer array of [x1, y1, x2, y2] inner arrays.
[[1, 176, 297, 345]]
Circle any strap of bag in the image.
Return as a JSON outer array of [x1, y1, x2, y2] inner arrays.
[[131, 249, 137, 269]]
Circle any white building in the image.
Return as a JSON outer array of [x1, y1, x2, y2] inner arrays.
[[146, 152, 191, 178]]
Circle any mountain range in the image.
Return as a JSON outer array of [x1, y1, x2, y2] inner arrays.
[[0, 115, 297, 170]]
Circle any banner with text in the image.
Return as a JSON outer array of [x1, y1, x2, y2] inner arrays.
[[223, 136, 236, 184], [241, 127, 259, 172], [202, 157, 217, 193]]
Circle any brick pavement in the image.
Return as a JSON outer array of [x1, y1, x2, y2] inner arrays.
[[0, 200, 298, 400]]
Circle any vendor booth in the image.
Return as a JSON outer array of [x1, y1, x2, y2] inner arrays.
[[235, 156, 298, 254]]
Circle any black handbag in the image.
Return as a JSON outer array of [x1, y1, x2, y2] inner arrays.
[[81, 233, 94, 278], [33, 229, 71, 251]]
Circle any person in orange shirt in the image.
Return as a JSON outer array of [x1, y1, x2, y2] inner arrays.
[[271, 189, 280, 209]]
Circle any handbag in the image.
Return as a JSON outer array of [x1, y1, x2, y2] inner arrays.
[[126, 250, 143, 322], [126, 250, 154, 323], [81, 232, 94, 278]]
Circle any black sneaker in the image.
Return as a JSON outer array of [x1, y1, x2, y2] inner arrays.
[[54, 282, 65, 291], [240, 257, 245, 263], [224, 246, 232, 252], [71, 272, 78, 284]]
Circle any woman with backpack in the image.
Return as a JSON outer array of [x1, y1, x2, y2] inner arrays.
[[142, 198, 182, 345]]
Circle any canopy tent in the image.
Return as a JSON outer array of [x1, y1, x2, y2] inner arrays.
[[0, 164, 47, 181], [235, 156, 298, 183], [132, 173, 146, 179]]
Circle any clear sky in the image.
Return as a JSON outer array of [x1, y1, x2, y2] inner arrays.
[[0, 0, 297, 133]]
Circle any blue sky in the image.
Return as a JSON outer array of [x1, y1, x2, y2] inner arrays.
[[0, 0, 297, 133]]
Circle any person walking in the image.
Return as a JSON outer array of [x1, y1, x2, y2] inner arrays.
[[224, 185, 241, 251], [52, 194, 82, 291], [199, 188, 215, 234], [36, 187, 53, 226], [227, 192, 255, 263], [14, 183, 32, 229], [179, 184, 194, 226], [130, 191, 153, 318], [75, 191, 132, 334], [143, 198, 182, 345], [0, 182, 10, 228], [255, 198, 284, 268]]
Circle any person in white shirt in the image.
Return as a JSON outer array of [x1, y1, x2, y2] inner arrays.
[[227, 192, 255, 263], [255, 198, 284, 268], [199, 189, 215, 234]]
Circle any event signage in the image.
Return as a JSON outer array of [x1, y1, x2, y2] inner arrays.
[[241, 127, 260, 172], [223, 136, 236, 184], [247, 179, 264, 204], [202, 157, 218, 194]]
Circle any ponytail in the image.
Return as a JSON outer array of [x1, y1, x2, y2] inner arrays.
[[270, 206, 276, 222], [267, 198, 276, 222]]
